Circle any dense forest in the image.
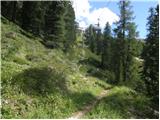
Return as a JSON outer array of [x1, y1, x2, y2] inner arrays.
[[1, 0, 159, 119]]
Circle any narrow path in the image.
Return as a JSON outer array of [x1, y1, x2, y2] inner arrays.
[[68, 89, 110, 119]]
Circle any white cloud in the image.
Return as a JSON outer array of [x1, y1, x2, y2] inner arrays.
[[72, 0, 119, 29], [72, 0, 91, 19], [88, 7, 119, 28], [78, 21, 88, 29]]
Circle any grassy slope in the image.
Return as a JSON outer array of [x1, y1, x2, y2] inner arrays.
[[83, 86, 156, 119], [1, 17, 110, 118], [1, 17, 157, 119]]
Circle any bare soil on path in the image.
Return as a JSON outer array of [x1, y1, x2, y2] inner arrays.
[[68, 89, 110, 119]]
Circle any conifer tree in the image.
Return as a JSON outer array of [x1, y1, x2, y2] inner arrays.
[[44, 1, 75, 50], [101, 22, 112, 69], [21, 1, 44, 35], [84, 25, 96, 53], [125, 22, 139, 82], [63, 1, 76, 52], [96, 26, 102, 55], [114, 0, 137, 82], [2, 1, 76, 51], [142, 5, 159, 109], [1, 1, 19, 22]]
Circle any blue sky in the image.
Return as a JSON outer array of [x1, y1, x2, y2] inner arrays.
[[72, 0, 158, 38], [89, 1, 158, 38]]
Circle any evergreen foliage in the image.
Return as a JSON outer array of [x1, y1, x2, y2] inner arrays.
[[63, 1, 76, 52], [84, 25, 97, 53], [1, 1, 76, 50], [1, 0, 159, 118], [101, 22, 112, 69], [44, 1, 75, 50], [21, 1, 45, 35], [1, 1, 23, 24], [96, 27, 102, 55], [113, 0, 138, 82], [142, 5, 159, 109]]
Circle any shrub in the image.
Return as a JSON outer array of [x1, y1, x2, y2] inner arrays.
[[13, 66, 68, 95]]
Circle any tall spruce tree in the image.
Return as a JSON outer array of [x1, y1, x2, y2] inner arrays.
[[63, 1, 76, 52], [44, 1, 65, 47], [101, 22, 112, 69], [125, 22, 139, 82], [1, 1, 20, 23], [84, 25, 96, 53], [44, 1, 75, 50], [96, 25, 102, 55], [21, 1, 44, 35], [114, 0, 137, 82], [142, 5, 159, 109]]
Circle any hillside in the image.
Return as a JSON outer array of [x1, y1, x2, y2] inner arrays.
[[1, 16, 111, 118], [1, 17, 157, 118]]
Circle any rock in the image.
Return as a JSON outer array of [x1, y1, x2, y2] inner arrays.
[[5, 32, 16, 39]]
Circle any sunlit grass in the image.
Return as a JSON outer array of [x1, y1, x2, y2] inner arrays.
[[1, 16, 157, 119], [1, 17, 111, 118], [84, 86, 154, 119]]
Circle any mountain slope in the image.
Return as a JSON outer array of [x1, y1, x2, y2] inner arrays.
[[1, 17, 111, 118], [1, 17, 157, 119]]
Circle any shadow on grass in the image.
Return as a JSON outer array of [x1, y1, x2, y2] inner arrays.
[[86, 90, 158, 119], [79, 57, 116, 85], [79, 58, 108, 80], [69, 92, 96, 111], [12, 67, 69, 96], [20, 30, 36, 39], [9, 66, 117, 118], [79, 57, 101, 68], [11, 66, 97, 110]]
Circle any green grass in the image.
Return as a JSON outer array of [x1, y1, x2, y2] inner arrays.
[[83, 86, 155, 119], [1, 16, 157, 119], [1, 17, 111, 118]]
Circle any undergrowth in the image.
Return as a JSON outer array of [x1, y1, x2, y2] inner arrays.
[[1, 17, 110, 118], [84, 86, 156, 119], [1, 17, 157, 119]]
